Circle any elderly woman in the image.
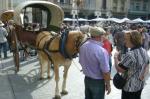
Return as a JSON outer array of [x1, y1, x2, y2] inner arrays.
[[114, 30, 149, 99]]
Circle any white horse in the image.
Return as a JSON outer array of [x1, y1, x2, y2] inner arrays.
[[36, 31, 85, 99]]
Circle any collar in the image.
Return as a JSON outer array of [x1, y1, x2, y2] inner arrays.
[[130, 45, 142, 51], [89, 39, 103, 46]]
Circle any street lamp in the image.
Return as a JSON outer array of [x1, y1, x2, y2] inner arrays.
[[95, 11, 101, 18]]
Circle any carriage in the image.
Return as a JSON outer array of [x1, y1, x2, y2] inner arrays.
[[1, 1, 64, 72], [1, 1, 86, 98]]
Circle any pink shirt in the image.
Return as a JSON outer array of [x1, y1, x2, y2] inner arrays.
[[79, 39, 110, 79]]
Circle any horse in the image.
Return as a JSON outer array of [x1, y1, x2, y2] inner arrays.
[[36, 30, 85, 99], [8, 21, 85, 99]]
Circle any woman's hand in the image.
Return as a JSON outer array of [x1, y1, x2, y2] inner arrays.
[[114, 51, 120, 60]]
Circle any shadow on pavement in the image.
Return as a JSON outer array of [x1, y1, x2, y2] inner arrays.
[[7, 67, 53, 99]]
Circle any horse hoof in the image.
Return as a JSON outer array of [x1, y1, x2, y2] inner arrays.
[[61, 90, 68, 96], [47, 76, 50, 79], [39, 77, 44, 80], [53, 95, 61, 99]]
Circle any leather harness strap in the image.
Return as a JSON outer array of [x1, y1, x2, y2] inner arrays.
[[36, 34, 48, 48], [37, 31, 80, 62], [59, 31, 72, 59], [42, 35, 59, 64]]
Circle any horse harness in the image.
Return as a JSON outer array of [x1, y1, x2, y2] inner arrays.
[[36, 31, 81, 64]]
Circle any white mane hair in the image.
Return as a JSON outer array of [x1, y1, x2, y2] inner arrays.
[[79, 25, 91, 34], [79, 25, 91, 39]]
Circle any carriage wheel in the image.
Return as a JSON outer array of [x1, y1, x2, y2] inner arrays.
[[11, 33, 20, 73]]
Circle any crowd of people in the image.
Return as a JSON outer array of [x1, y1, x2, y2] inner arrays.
[[61, 21, 150, 99]]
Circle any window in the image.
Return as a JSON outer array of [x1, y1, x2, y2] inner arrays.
[[113, 0, 117, 3], [113, 7, 117, 11], [120, 0, 125, 11], [143, 3, 147, 11], [69, 0, 73, 4], [121, 0, 125, 5], [130, 2, 134, 10], [21, 5, 51, 31], [60, 0, 65, 3], [135, 2, 140, 11], [121, 7, 124, 11], [113, 0, 117, 7]]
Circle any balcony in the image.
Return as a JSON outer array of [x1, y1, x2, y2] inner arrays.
[[128, 9, 149, 14]]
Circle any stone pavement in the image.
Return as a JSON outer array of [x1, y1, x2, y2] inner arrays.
[[0, 49, 150, 99]]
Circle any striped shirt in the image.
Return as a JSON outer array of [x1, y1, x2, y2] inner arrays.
[[79, 39, 110, 79], [119, 47, 149, 92]]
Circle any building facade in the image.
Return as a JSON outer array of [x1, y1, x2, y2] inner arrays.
[[0, 0, 150, 20], [49, 0, 150, 19], [128, 0, 150, 19], [0, 0, 13, 14]]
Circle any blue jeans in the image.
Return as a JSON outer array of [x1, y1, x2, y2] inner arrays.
[[0, 42, 8, 58], [84, 76, 105, 99], [109, 55, 112, 72]]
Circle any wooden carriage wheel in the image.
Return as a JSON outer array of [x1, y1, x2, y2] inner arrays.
[[11, 31, 20, 73], [1, 10, 20, 73]]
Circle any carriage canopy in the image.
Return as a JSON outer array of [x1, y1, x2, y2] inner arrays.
[[14, 1, 64, 32]]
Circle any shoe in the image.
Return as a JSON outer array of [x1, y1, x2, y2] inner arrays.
[[4, 56, 8, 59]]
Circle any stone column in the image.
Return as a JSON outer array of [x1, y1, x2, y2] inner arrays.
[[0, 0, 7, 14], [117, 0, 121, 12], [10, 0, 13, 10], [102, 0, 106, 10], [125, 0, 130, 17], [107, 0, 112, 12], [94, 0, 101, 18], [96, 0, 101, 10]]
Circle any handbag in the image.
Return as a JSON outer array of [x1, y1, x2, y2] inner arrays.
[[113, 72, 127, 89], [113, 52, 140, 89], [113, 69, 140, 89]]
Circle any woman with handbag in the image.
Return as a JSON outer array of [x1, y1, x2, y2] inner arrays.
[[114, 30, 149, 99]]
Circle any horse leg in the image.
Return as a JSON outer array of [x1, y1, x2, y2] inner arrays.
[[54, 64, 61, 99], [61, 65, 70, 95], [38, 51, 48, 80], [47, 60, 51, 79]]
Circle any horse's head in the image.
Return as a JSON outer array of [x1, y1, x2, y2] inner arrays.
[[65, 31, 85, 58]]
